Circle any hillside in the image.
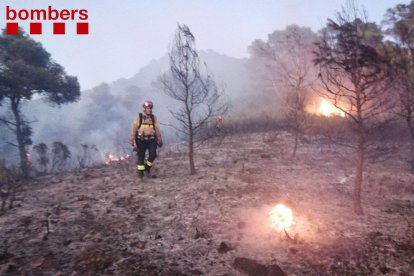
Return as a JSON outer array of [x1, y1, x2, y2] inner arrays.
[[15, 50, 259, 168], [0, 131, 413, 275]]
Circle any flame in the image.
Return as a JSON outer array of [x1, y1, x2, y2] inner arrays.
[[318, 99, 345, 117], [269, 204, 294, 232], [105, 153, 130, 165], [25, 145, 32, 168]]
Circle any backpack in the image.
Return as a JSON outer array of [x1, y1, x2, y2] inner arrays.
[[138, 113, 156, 130]]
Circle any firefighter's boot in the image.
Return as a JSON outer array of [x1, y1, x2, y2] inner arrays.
[[137, 170, 144, 178], [145, 161, 156, 178], [137, 165, 145, 179]]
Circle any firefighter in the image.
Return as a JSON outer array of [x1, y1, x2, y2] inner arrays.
[[130, 100, 163, 178], [215, 115, 223, 133]]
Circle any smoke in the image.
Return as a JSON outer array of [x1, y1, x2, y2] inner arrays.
[[233, 205, 287, 255], [1, 48, 286, 169], [22, 83, 137, 168]]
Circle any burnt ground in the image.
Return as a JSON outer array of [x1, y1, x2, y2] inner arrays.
[[0, 131, 413, 275]]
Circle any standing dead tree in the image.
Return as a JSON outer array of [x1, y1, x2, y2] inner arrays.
[[249, 25, 319, 157], [159, 24, 227, 174], [314, 3, 393, 215]]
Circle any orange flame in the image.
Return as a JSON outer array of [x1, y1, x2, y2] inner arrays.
[[269, 204, 294, 232], [105, 153, 130, 165], [318, 99, 345, 117]]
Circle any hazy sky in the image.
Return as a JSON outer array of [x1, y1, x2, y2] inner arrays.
[[1, 0, 408, 90]]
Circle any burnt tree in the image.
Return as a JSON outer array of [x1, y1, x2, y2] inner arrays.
[[250, 25, 318, 157], [159, 24, 227, 174], [314, 4, 393, 215]]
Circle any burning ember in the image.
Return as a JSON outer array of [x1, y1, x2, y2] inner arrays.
[[105, 153, 130, 165], [269, 204, 294, 232]]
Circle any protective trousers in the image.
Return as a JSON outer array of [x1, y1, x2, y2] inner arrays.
[[135, 137, 157, 173]]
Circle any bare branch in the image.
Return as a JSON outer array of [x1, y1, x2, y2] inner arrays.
[[159, 24, 228, 174]]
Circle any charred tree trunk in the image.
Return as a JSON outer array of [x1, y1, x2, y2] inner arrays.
[[185, 91, 196, 175], [290, 93, 306, 159], [291, 107, 299, 158], [354, 92, 365, 215], [10, 98, 29, 178], [188, 125, 196, 175], [354, 137, 365, 215]]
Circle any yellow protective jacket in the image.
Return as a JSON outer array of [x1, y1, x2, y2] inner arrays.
[[130, 113, 162, 147]]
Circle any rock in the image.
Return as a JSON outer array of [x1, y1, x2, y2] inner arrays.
[[233, 257, 285, 276], [217, 242, 232, 253], [233, 257, 268, 276], [267, 264, 286, 276]]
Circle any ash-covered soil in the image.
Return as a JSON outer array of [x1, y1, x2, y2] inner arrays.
[[1, 131, 413, 275]]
